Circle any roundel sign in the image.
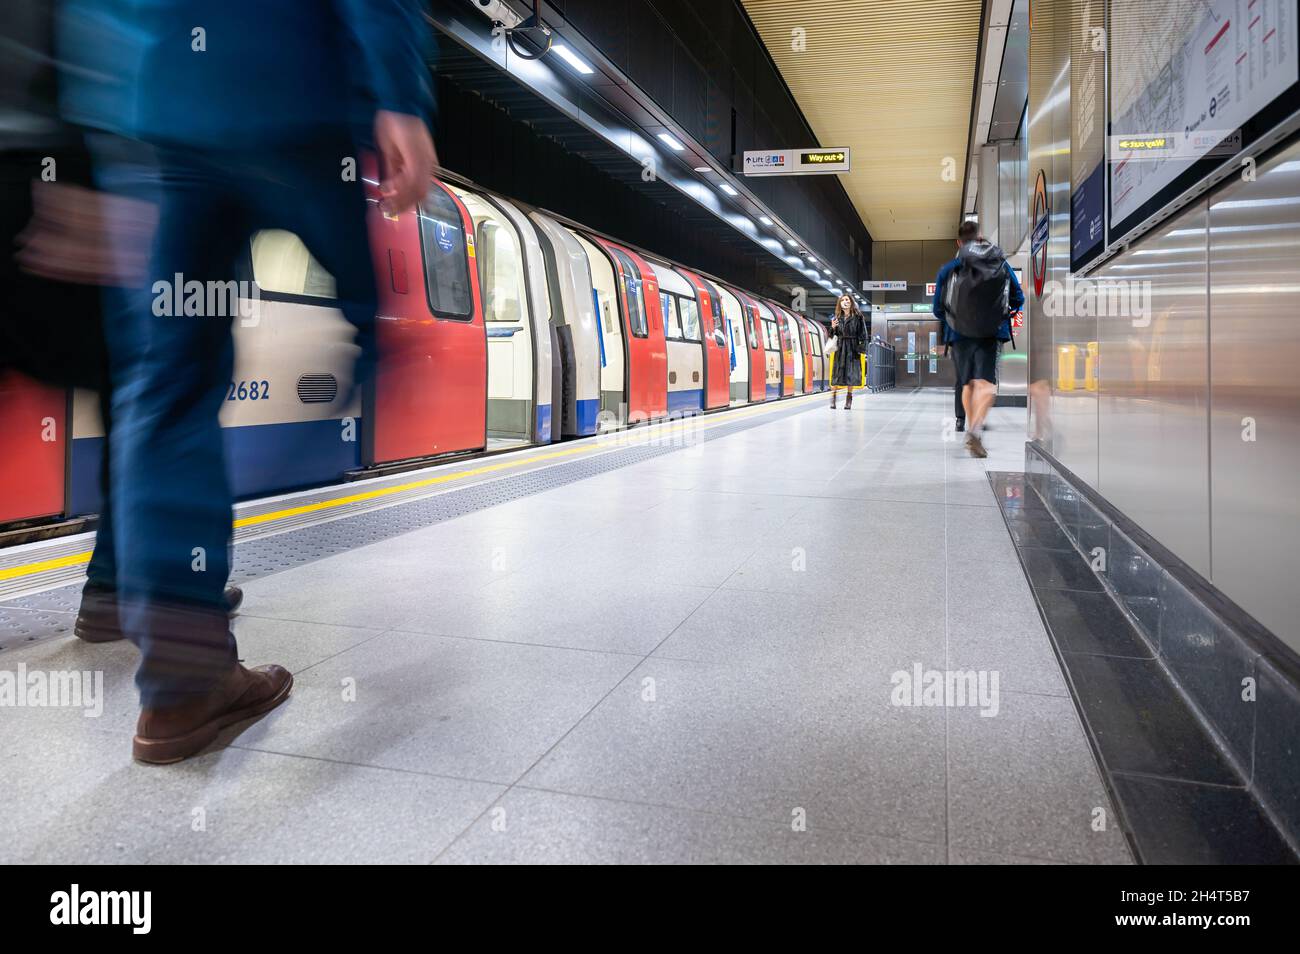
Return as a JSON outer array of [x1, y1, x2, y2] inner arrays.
[[1030, 169, 1049, 298]]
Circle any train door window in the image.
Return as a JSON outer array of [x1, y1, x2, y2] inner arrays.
[[701, 281, 724, 345], [610, 248, 647, 337], [474, 218, 524, 323], [250, 230, 336, 298], [417, 187, 472, 319], [746, 309, 759, 349], [764, 319, 779, 351], [678, 297, 701, 342], [662, 292, 684, 339]]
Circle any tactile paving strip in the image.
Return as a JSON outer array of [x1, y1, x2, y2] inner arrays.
[[0, 399, 816, 651]]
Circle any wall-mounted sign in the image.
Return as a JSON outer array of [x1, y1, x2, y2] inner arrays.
[[925, 282, 936, 296], [1030, 169, 1049, 298], [862, 280, 907, 291], [911, 303, 932, 313], [743, 148, 851, 176]]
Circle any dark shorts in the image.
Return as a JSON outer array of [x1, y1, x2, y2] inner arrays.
[[951, 338, 999, 386]]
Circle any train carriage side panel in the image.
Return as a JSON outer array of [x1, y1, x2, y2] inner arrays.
[[450, 185, 538, 449], [647, 260, 703, 416], [675, 268, 730, 410], [572, 232, 625, 431], [770, 302, 795, 396], [596, 238, 667, 423], [0, 372, 66, 524], [367, 177, 487, 464], [728, 287, 767, 403], [774, 303, 804, 395], [531, 213, 601, 438], [748, 296, 782, 401], [490, 197, 553, 444], [714, 284, 750, 405]]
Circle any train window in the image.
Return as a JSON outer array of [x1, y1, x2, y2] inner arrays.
[[747, 310, 759, 349], [250, 230, 337, 299], [707, 290, 724, 346], [660, 292, 682, 339], [678, 297, 701, 342], [610, 249, 647, 337], [475, 218, 523, 323], [764, 319, 779, 351], [417, 186, 472, 319]]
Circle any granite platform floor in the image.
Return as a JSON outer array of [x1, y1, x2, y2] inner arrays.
[[0, 389, 1132, 864]]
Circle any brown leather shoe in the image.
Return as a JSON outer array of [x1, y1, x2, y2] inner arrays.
[[133, 662, 292, 764], [76, 585, 244, 643]]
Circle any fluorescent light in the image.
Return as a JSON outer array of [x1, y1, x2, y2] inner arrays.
[[657, 132, 685, 151], [718, 183, 738, 196], [786, 238, 797, 247], [552, 44, 594, 75], [693, 165, 711, 172], [759, 215, 773, 225], [807, 256, 817, 264]]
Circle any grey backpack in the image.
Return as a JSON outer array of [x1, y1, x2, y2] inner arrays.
[[943, 241, 1009, 339]]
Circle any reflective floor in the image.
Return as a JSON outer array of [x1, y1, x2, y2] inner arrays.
[[0, 390, 1133, 864]]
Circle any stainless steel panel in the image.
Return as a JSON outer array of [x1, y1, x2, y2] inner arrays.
[[1095, 201, 1211, 576], [1028, 0, 1098, 484], [1208, 142, 1300, 652], [999, 250, 1029, 400], [979, 144, 1001, 246]]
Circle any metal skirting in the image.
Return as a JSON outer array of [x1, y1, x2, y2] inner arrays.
[[0, 396, 820, 650], [998, 451, 1300, 864]]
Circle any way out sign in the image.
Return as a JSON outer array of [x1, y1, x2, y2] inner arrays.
[[743, 148, 850, 176]]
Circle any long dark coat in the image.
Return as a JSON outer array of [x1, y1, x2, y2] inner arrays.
[[830, 313, 868, 387]]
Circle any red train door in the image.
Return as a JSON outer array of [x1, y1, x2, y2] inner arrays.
[[596, 239, 667, 423], [774, 307, 795, 396], [800, 317, 816, 393], [676, 268, 729, 410], [0, 372, 66, 524], [729, 288, 767, 403], [365, 176, 487, 465]]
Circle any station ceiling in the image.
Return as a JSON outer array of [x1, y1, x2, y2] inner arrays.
[[742, 0, 983, 242]]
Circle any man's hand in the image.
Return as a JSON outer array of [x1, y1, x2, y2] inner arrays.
[[374, 110, 437, 215]]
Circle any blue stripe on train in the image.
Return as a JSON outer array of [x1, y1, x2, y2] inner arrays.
[[535, 403, 552, 443], [667, 388, 703, 415], [766, 384, 780, 400], [575, 398, 600, 435], [67, 419, 361, 517]]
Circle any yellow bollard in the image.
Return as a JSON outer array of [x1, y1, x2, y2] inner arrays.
[[1057, 344, 1078, 391]]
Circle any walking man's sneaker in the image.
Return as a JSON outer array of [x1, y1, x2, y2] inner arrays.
[[965, 431, 988, 459]]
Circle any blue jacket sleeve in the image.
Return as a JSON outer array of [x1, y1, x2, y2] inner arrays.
[[1006, 261, 1025, 312], [335, 0, 435, 122], [933, 260, 955, 343]]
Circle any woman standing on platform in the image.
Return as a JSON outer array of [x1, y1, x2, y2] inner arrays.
[[829, 294, 867, 409]]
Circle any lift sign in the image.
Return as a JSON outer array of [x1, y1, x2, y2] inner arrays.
[[743, 147, 850, 176]]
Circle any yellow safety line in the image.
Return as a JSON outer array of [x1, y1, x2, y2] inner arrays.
[[0, 393, 816, 583], [0, 551, 97, 582]]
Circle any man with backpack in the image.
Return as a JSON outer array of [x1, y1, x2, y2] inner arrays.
[[933, 220, 1023, 458]]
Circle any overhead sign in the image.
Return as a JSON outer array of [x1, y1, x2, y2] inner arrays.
[[743, 147, 851, 176], [862, 280, 907, 291]]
